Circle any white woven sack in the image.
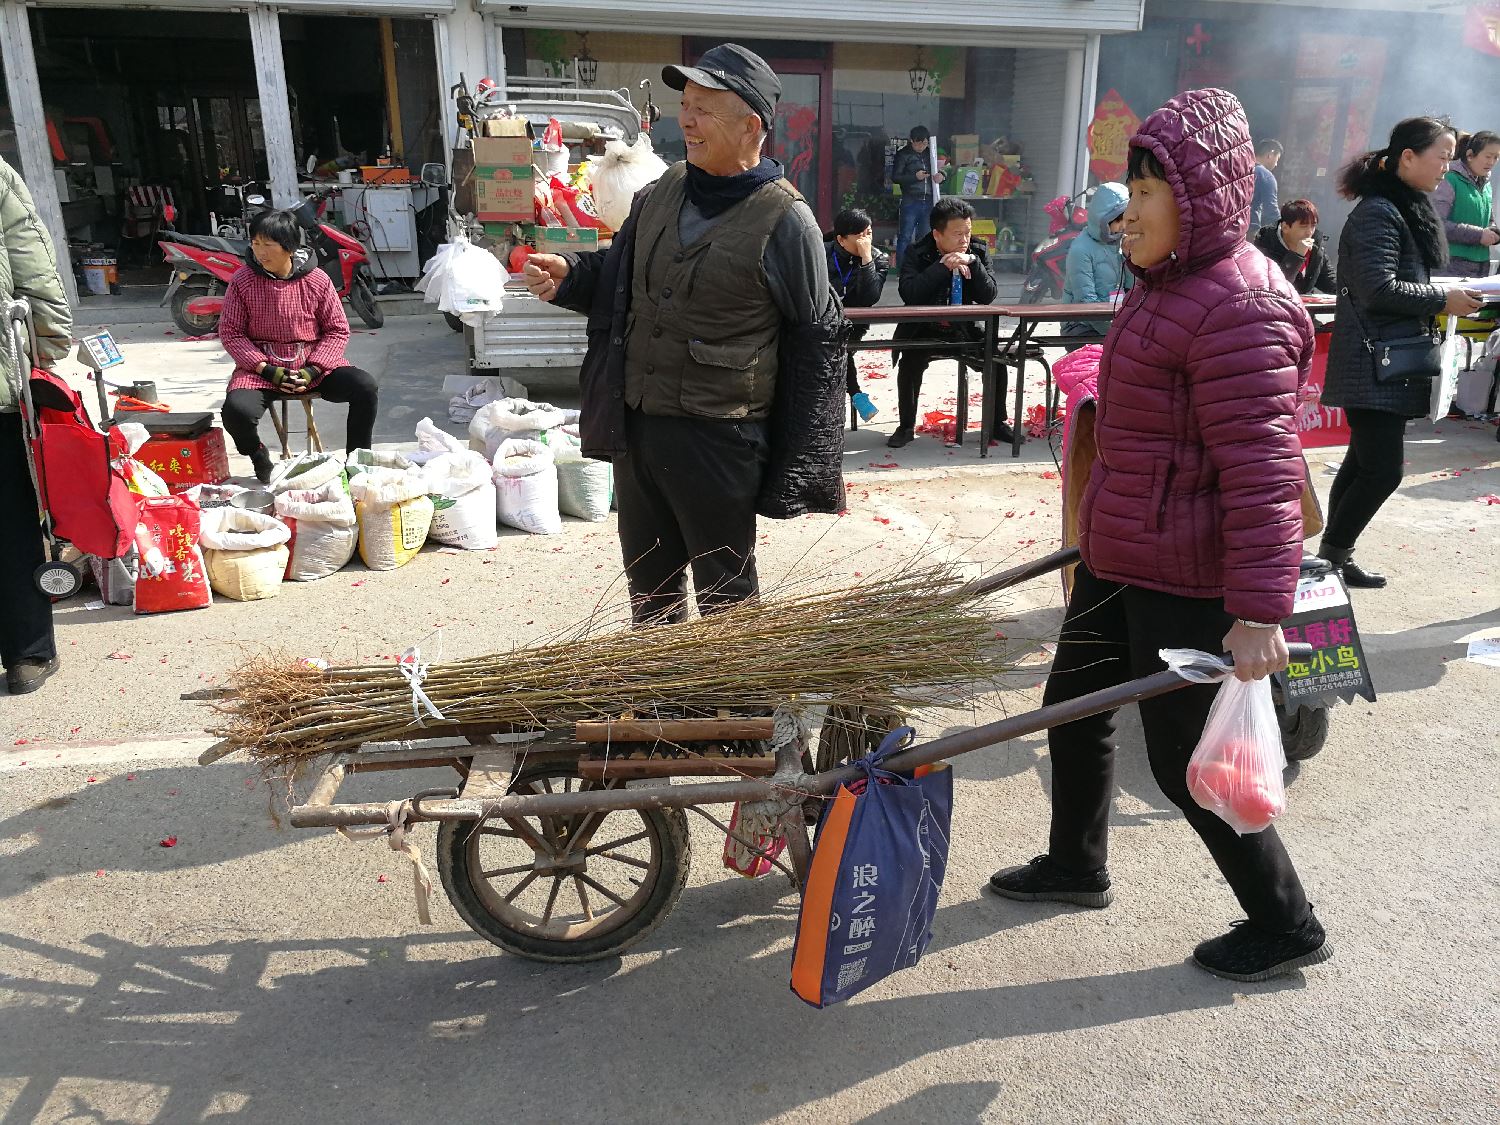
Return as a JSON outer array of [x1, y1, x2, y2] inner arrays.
[[492, 438, 561, 535], [346, 448, 412, 480], [409, 416, 469, 466], [542, 427, 612, 522], [275, 480, 358, 581], [422, 451, 499, 549], [198, 507, 292, 551], [469, 398, 571, 460]]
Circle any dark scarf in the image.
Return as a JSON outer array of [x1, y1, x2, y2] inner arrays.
[[684, 157, 784, 219], [1366, 168, 1448, 270]]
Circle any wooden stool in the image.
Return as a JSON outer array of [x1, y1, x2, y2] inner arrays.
[[269, 395, 323, 459]]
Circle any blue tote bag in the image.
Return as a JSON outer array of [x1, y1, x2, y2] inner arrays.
[[790, 728, 954, 1008]]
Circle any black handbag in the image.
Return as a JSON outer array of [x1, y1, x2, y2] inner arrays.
[[1339, 286, 1441, 382]]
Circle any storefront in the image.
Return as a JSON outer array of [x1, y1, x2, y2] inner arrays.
[[1094, 0, 1500, 247], [483, 1, 1145, 272], [0, 0, 464, 304]]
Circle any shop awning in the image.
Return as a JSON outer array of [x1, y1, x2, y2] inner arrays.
[[24, 0, 457, 13], [476, 0, 1143, 47]]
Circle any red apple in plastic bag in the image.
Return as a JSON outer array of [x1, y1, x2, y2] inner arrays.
[[1187, 756, 1238, 808], [1226, 779, 1285, 833]]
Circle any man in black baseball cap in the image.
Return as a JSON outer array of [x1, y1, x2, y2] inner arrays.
[[521, 42, 845, 626], [663, 42, 781, 132]]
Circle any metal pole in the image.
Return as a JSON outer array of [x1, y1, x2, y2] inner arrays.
[[0, 0, 79, 307]]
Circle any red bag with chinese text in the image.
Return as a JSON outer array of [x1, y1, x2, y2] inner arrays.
[[133, 496, 212, 614]]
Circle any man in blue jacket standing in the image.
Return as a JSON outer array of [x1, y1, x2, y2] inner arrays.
[[1251, 139, 1283, 230]]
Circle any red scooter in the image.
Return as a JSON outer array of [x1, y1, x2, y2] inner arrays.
[[158, 186, 383, 335], [1019, 187, 1096, 305]]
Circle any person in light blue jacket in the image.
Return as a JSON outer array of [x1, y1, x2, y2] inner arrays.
[[1061, 181, 1131, 336]]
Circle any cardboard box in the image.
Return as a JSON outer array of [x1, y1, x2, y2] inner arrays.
[[955, 166, 985, 197], [951, 134, 980, 166], [475, 169, 534, 222], [535, 226, 599, 253], [138, 429, 230, 492], [472, 136, 535, 167]]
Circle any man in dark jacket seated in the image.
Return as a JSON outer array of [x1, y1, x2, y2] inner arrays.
[[888, 197, 1008, 448], [522, 43, 844, 625], [1252, 198, 1336, 295]]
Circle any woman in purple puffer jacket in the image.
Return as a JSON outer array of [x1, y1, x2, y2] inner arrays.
[[990, 89, 1332, 983]]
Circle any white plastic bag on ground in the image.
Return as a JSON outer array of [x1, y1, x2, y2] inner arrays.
[[410, 416, 468, 467], [588, 134, 670, 232], [448, 239, 507, 319], [345, 448, 412, 480], [542, 426, 612, 522], [448, 382, 494, 426], [422, 451, 499, 549], [268, 451, 346, 494], [199, 507, 293, 601], [349, 466, 435, 570], [492, 438, 561, 535], [275, 479, 359, 581], [469, 398, 571, 459]]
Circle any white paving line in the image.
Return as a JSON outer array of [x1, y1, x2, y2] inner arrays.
[[0, 734, 217, 773]]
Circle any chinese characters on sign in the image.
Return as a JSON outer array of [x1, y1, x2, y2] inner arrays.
[[1279, 570, 1375, 711], [834, 863, 880, 989]]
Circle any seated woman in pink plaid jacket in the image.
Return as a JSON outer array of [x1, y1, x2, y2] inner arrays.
[[218, 209, 379, 483]]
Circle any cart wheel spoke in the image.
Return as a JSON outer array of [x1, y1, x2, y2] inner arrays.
[[560, 809, 610, 857], [575, 878, 594, 921], [501, 816, 555, 858], [479, 826, 523, 839], [584, 830, 649, 856], [594, 850, 651, 871], [502, 870, 540, 904], [541, 876, 563, 925], [480, 863, 535, 880], [576, 873, 628, 909]]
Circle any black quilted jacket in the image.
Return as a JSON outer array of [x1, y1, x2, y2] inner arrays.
[[1324, 196, 1447, 418]]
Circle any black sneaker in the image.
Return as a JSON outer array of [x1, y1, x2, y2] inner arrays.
[[6, 657, 59, 696], [988, 854, 1113, 908], [1338, 559, 1386, 589], [886, 427, 914, 449], [1192, 911, 1333, 982], [991, 421, 1020, 445], [250, 445, 274, 486]]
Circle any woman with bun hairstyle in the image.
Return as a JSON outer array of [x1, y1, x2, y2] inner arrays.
[[1318, 118, 1485, 589]]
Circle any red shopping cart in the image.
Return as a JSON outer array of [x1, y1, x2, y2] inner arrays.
[[3, 299, 139, 597]]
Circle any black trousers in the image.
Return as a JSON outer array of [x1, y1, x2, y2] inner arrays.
[[845, 354, 861, 397], [614, 409, 768, 625], [896, 351, 1008, 434], [221, 365, 379, 456], [1320, 407, 1407, 553], [0, 411, 56, 669], [1043, 563, 1310, 930]]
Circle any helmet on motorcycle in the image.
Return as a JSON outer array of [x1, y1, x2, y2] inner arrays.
[[474, 77, 499, 102]]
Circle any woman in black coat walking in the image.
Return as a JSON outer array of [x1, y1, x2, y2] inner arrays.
[[1319, 118, 1485, 588]]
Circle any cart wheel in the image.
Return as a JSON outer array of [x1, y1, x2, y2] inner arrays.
[[438, 763, 691, 963], [1280, 705, 1329, 763], [34, 560, 82, 600]]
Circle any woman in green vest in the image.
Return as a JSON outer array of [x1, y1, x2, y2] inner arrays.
[[1432, 130, 1500, 277]]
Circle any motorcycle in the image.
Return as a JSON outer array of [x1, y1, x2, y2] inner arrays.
[[1019, 187, 1095, 305], [157, 186, 383, 335]]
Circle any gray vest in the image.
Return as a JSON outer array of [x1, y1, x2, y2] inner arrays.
[[623, 162, 801, 420]]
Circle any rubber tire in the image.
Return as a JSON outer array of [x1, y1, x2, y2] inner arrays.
[[34, 560, 81, 599], [1280, 705, 1329, 762], [438, 766, 692, 963], [443, 311, 463, 333], [170, 282, 219, 336], [350, 272, 384, 328]]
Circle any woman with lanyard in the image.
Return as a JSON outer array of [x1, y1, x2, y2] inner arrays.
[[824, 208, 889, 422]]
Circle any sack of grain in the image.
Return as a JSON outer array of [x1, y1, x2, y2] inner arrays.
[[469, 398, 570, 459], [274, 478, 359, 581], [492, 438, 561, 535], [345, 448, 412, 481], [541, 426, 612, 522], [421, 450, 499, 550], [199, 507, 293, 601], [349, 466, 434, 570], [268, 451, 346, 494]]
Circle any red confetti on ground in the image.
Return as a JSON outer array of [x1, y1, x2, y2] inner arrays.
[[1478, 494, 1500, 505], [868, 461, 899, 469], [69, 727, 80, 734], [873, 516, 891, 525], [167, 789, 179, 796], [350, 580, 365, 587], [126, 774, 135, 781], [86, 776, 98, 783], [159, 836, 178, 848], [13, 739, 26, 746], [1041, 470, 1057, 480], [377, 874, 389, 883], [95, 870, 106, 877]]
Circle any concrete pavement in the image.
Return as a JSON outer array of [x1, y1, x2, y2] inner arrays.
[[0, 310, 1496, 1123]]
